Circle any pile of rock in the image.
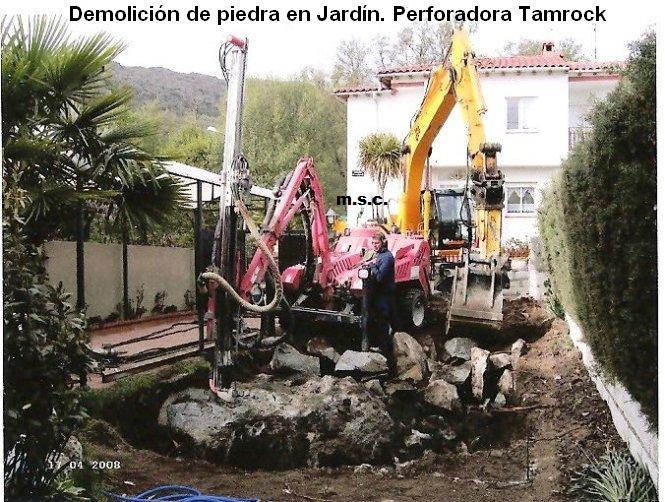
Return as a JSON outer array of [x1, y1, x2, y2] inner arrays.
[[159, 331, 529, 469]]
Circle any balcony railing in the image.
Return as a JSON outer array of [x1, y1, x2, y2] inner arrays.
[[569, 127, 592, 150]]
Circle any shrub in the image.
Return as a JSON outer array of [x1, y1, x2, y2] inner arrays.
[[3, 187, 92, 497], [538, 31, 656, 424], [566, 448, 656, 501]]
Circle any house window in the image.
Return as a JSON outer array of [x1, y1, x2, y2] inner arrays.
[[506, 97, 537, 131], [506, 187, 535, 213]]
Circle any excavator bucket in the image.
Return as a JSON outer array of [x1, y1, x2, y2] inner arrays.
[[448, 256, 504, 330]]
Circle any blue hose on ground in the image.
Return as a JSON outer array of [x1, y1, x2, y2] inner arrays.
[[105, 484, 259, 502]]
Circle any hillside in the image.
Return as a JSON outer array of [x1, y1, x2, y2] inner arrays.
[[110, 62, 225, 118]]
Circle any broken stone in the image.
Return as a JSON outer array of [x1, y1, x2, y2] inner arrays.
[[497, 369, 515, 398], [384, 380, 417, 396], [162, 376, 395, 469], [364, 379, 385, 397], [423, 379, 461, 411], [393, 332, 428, 382], [270, 342, 320, 376], [428, 360, 472, 386], [443, 337, 478, 361], [511, 338, 528, 365], [470, 347, 490, 400], [492, 392, 507, 408], [489, 449, 504, 458], [307, 337, 341, 364], [489, 353, 512, 371], [404, 429, 432, 448], [395, 450, 437, 477], [353, 463, 374, 475], [335, 350, 388, 374]]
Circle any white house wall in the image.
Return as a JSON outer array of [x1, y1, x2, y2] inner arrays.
[[344, 70, 615, 242], [568, 79, 617, 127]]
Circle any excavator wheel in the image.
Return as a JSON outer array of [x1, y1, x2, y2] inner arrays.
[[396, 288, 427, 332]]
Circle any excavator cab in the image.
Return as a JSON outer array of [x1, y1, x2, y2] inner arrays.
[[430, 188, 473, 249]]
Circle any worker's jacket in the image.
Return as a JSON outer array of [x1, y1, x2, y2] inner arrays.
[[370, 247, 395, 292]]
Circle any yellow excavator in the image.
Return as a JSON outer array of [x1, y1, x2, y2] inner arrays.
[[396, 27, 506, 329]]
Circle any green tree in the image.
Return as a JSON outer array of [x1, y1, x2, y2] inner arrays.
[[502, 36, 586, 60], [2, 16, 186, 310], [358, 132, 402, 219], [242, 78, 346, 209], [331, 38, 373, 87], [1, 16, 186, 496]]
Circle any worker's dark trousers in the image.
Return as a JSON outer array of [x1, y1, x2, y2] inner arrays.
[[371, 293, 395, 357]]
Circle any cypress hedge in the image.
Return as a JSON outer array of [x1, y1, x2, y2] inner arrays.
[[538, 31, 656, 425]]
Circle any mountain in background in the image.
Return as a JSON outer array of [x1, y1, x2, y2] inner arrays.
[[110, 62, 225, 119]]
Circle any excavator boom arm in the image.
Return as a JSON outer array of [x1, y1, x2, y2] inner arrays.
[[398, 29, 494, 235]]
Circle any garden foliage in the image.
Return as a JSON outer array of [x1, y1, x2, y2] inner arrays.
[[538, 31, 656, 424]]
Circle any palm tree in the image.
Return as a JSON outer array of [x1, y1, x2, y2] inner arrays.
[[358, 132, 402, 220], [2, 16, 186, 311]]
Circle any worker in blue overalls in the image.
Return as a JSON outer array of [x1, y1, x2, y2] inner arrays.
[[367, 232, 396, 356]]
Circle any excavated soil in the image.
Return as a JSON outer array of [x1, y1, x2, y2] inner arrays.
[[83, 299, 623, 501]]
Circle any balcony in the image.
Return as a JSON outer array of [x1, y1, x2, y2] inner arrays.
[[569, 126, 592, 150]]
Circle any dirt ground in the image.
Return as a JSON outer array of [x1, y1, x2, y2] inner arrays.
[[84, 298, 623, 501]]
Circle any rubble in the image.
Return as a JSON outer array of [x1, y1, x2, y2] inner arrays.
[[489, 352, 512, 371], [492, 392, 507, 408], [384, 380, 417, 396], [161, 376, 395, 468], [497, 369, 515, 399], [443, 337, 477, 361], [393, 332, 428, 382], [423, 379, 461, 411], [269, 342, 320, 376], [511, 338, 528, 365], [428, 360, 472, 385], [306, 337, 341, 364], [335, 350, 388, 374], [470, 347, 490, 400], [363, 379, 385, 397]]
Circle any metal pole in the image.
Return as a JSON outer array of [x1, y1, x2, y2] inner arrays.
[[195, 181, 204, 353], [122, 232, 129, 319], [215, 36, 248, 388], [76, 175, 86, 311]]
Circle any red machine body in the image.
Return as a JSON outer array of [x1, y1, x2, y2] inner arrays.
[[239, 157, 431, 308]]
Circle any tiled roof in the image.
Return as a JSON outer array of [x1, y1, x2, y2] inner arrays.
[[377, 55, 621, 74], [333, 84, 380, 94], [567, 60, 623, 71]]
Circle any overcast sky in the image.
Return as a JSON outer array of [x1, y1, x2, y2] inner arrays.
[[4, 0, 655, 79]]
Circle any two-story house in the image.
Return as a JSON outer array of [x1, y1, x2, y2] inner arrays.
[[334, 42, 620, 243]]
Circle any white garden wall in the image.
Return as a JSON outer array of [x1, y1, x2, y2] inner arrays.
[[44, 241, 195, 318]]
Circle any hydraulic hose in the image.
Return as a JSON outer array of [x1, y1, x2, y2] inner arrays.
[[201, 192, 283, 314]]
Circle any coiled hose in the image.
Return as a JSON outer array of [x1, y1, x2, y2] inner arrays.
[[106, 484, 258, 501], [201, 193, 283, 314]]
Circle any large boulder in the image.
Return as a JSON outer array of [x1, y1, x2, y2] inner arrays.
[[428, 360, 472, 386], [335, 350, 388, 374], [470, 347, 490, 400], [443, 337, 478, 361], [270, 342, 320, 376], [393, 332, 428, 382], [423, 380, 461, 411], [161, 376, 396, 468]]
